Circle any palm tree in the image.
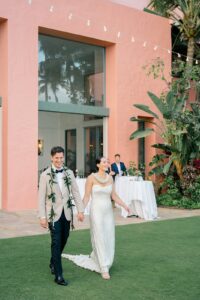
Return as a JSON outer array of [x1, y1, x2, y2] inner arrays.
[[147, 0, 200, 66]]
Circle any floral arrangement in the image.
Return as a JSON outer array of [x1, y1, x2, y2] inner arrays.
[[127, 161, 144, 177]]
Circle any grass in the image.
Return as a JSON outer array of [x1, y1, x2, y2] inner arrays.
[[1, 217, 200, 300]]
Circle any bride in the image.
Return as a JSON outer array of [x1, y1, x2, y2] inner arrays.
[[62, 156, 130, 280]]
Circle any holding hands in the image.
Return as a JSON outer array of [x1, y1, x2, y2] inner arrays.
[[77, 212, 84, 222]]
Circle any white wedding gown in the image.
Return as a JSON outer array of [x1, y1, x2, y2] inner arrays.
[[62, 184, 115, 273]]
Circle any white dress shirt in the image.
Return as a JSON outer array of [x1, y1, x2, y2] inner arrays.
[[52, 165, 64, 192], [116, 163, 123, 176]]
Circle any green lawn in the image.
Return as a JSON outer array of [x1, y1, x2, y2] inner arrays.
[[1, 217, 200, 300]]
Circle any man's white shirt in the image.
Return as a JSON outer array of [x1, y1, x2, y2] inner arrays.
[[52, 165, 64, 192], [116, 163, 123, 176]]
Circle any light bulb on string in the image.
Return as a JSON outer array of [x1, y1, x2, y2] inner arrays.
[[49, 5, 54, 12], [28, 0, 32, 4], [195, 60, 198, 65], [154, 45, 158, 51], [143, 41, 147, 47], [87, 19, 91, 26], [103, 25, 107, 32], [186, 56, 189, 62], [177, 53, 181, 58], [68, 13, 73, 20], [131, 36, 135, 43], [117, 31, 121, 38], [167, 49, 171, 54]]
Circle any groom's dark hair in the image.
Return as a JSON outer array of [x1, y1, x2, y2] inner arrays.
[[51, 146, 65, 156]]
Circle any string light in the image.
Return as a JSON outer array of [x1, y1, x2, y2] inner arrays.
[[28, 0, 32, 4], [68, 13, 73, 20], [143, 41, 147, 47], [34, 8, 199, 65]]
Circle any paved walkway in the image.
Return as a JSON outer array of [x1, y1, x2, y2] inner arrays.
[[1, 207, 200, 239]]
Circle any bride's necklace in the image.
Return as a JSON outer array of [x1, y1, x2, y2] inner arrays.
[[93, 172, 109, 184]]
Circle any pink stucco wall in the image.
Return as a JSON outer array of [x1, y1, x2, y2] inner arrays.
[[0, 0, 171, 210]]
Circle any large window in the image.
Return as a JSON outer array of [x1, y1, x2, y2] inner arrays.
[[38, 34, 105, 106]]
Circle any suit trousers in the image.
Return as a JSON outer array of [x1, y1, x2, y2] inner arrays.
[[49, 209, 70, 278]]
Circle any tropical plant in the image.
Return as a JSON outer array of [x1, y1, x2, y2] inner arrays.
[[130, 90, 186, 179], [143, 57, 200, 102], [147, 0, 200, 65]]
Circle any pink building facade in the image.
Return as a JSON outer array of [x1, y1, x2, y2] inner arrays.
[[0, 0, 171, 211]]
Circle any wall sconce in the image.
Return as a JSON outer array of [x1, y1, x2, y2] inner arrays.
[[38, 139, 44, 156]]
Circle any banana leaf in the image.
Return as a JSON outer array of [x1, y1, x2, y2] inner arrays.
[[151, 143, 179, 153], [149, 153, 169, 166], [147, 91, 167, 114], [133, 104, 159, 119], [130, 128, 154, 140], [148, 165, 164, 176], [163, 159, 173, 175], [166, 91, 175, 109]]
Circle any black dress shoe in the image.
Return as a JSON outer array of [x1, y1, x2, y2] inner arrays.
[[49, 264, 55, 275], [55, 276, 69, 286]]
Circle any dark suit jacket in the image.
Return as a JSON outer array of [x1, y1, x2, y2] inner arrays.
[[111, 162, 126, 178]]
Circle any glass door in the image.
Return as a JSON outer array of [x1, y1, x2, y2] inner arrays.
[[65, 129, 76, 173], [84, 126, 103, 176]]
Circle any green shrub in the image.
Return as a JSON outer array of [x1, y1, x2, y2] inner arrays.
[[156, 175, 200, 209]]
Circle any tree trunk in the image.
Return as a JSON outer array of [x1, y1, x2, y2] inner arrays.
[[186, 37, 195, 67], [173, 159, 183, 181]]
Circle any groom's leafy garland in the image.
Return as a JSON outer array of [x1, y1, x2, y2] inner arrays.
[[47, 166, 75, 230]]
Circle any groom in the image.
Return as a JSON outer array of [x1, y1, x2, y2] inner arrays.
[[38, 146, 84, 286]]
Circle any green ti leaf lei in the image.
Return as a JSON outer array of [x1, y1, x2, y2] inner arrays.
[[47, 166, 75, 229]]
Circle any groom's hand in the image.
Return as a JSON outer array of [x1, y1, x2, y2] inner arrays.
[[40, 218, 48, 228], [77, 212, 84, 222]]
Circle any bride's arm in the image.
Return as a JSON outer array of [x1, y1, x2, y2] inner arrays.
[[83, 175, 93, 208], [111, 182, 130, 213]]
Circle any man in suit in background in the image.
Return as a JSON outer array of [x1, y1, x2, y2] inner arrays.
[[38, 146, 84, 286], [111, 154, 126, 180]]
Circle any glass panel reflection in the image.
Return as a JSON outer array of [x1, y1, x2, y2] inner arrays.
[[38, 34, 105, 106]]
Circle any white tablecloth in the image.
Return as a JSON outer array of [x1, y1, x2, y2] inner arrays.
[[115, 176, 158, 220]]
